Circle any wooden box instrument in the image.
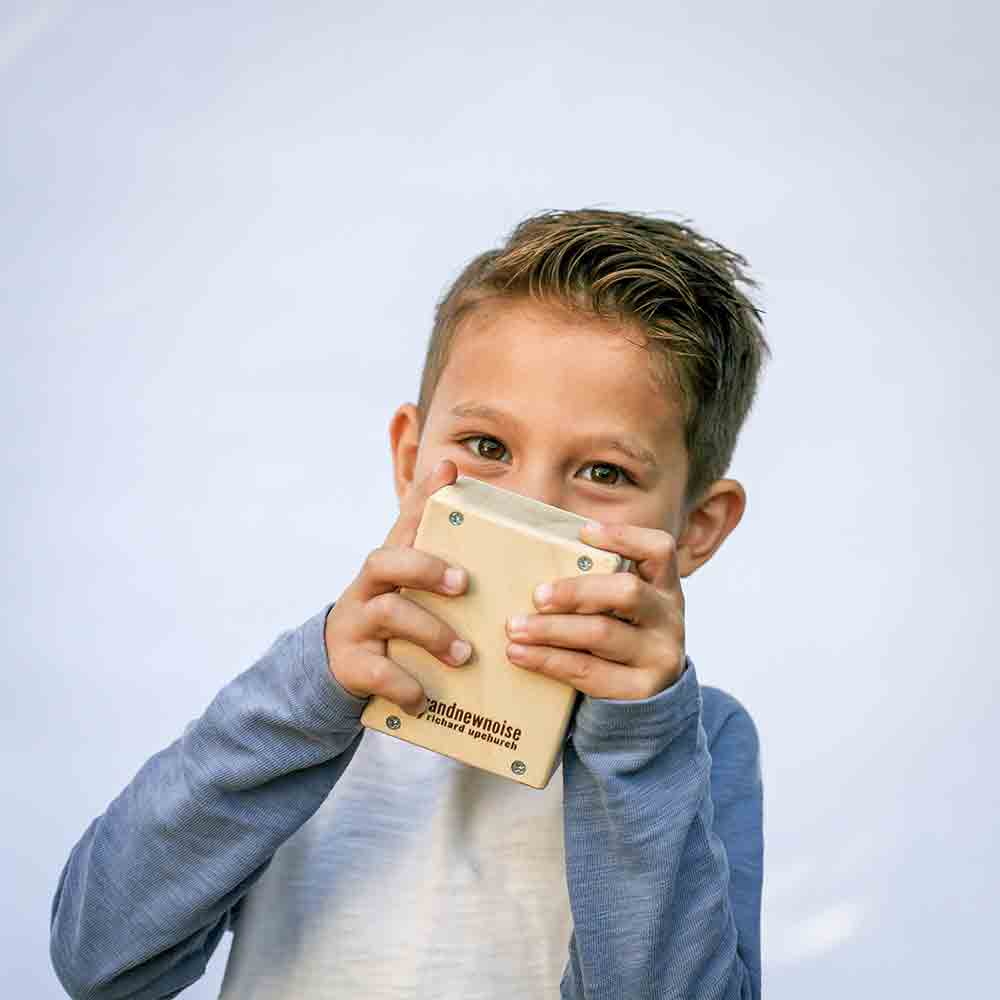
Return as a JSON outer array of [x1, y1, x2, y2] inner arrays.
[[360, 475, 631, 788]]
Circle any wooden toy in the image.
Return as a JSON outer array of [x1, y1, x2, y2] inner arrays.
[[361, 475, 631, 788]]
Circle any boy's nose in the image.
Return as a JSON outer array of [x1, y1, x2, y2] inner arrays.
[[497, 474, 565, 512]]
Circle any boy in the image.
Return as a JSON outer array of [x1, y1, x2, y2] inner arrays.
[[50, 209, 769, 999]]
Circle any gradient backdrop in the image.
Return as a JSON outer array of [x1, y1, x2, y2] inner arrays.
[[3, 2, 996, 997]]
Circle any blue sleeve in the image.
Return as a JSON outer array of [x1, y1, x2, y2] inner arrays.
[[49, 603, 368, 1000], [560, 657, 764, 1000]]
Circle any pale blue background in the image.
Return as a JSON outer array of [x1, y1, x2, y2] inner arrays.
[[3, 2, 996, 997]]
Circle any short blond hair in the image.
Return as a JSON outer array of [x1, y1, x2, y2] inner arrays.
[[417, 208, 771, 511]]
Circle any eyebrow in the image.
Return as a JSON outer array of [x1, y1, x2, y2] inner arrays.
[[449, 402, 659, 469]]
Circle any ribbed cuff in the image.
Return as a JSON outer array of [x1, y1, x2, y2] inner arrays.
[[572, 655, 701, 750]]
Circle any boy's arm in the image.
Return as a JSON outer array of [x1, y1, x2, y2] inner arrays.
[[560, 658, 763, 1000], [49, 602, 368, 1000]]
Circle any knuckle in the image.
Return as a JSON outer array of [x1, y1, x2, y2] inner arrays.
[[591, 616, 614, 644], [362, 548, 384, 575], [569, 655, 591, 683], [366, 657, 390, 690], [366, 591, 397, 625]]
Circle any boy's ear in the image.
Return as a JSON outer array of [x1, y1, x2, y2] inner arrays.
[[389, 403, 423, 504], [676, 479, 746, 577]]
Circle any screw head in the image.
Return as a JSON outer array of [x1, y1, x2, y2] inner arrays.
[[386, 715, 401, 730], [577, 555, 593, 572], [449, 511, 464, 526], [511, 760, 527, 776]]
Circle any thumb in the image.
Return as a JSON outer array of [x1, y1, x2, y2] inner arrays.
[[384, 458, 459, 548]]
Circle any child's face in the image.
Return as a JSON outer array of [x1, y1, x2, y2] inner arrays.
[[391, 297, 734, 577]]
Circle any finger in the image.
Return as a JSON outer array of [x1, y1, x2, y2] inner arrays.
[[580, 520, 681, 594], [346, 647, 429, 715], [532, 571, 666, 627], [362, 591, 473, 667], [506, 612, 639, 665], [506, 644, 667, 701], [384, 458, 459, 549], [355, 545, 469, 603]]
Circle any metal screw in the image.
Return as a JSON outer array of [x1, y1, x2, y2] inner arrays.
[[386, 715, 401, 730], [449, 511, 464, 526], [577, 555, 593, 572], [511, 760, 527, 776]]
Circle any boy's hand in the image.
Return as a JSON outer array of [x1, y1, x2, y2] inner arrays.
[[504, 521, 686, 700], [323, 459, 473, 716]]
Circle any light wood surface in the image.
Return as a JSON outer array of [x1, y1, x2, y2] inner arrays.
[[361, 476, 628, 788]]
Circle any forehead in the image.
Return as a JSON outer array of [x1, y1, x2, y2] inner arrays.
[[431, 297, 684, 449]]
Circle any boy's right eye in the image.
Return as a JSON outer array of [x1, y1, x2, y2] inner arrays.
[[458, 435, 509, 463]]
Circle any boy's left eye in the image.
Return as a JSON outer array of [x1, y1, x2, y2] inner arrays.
[[581, 462, 632, 486], [457, 435, 635, 487]]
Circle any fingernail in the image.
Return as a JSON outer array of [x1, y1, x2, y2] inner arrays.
[[508, 643, 531, 662], [508, 614, 529, 634], [449, 639, 472, 664], [442, 567, 466, 593], [534, 583, 553, 606]]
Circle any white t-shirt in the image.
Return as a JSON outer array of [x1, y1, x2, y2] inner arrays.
[[219, 728, 573, 999]]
